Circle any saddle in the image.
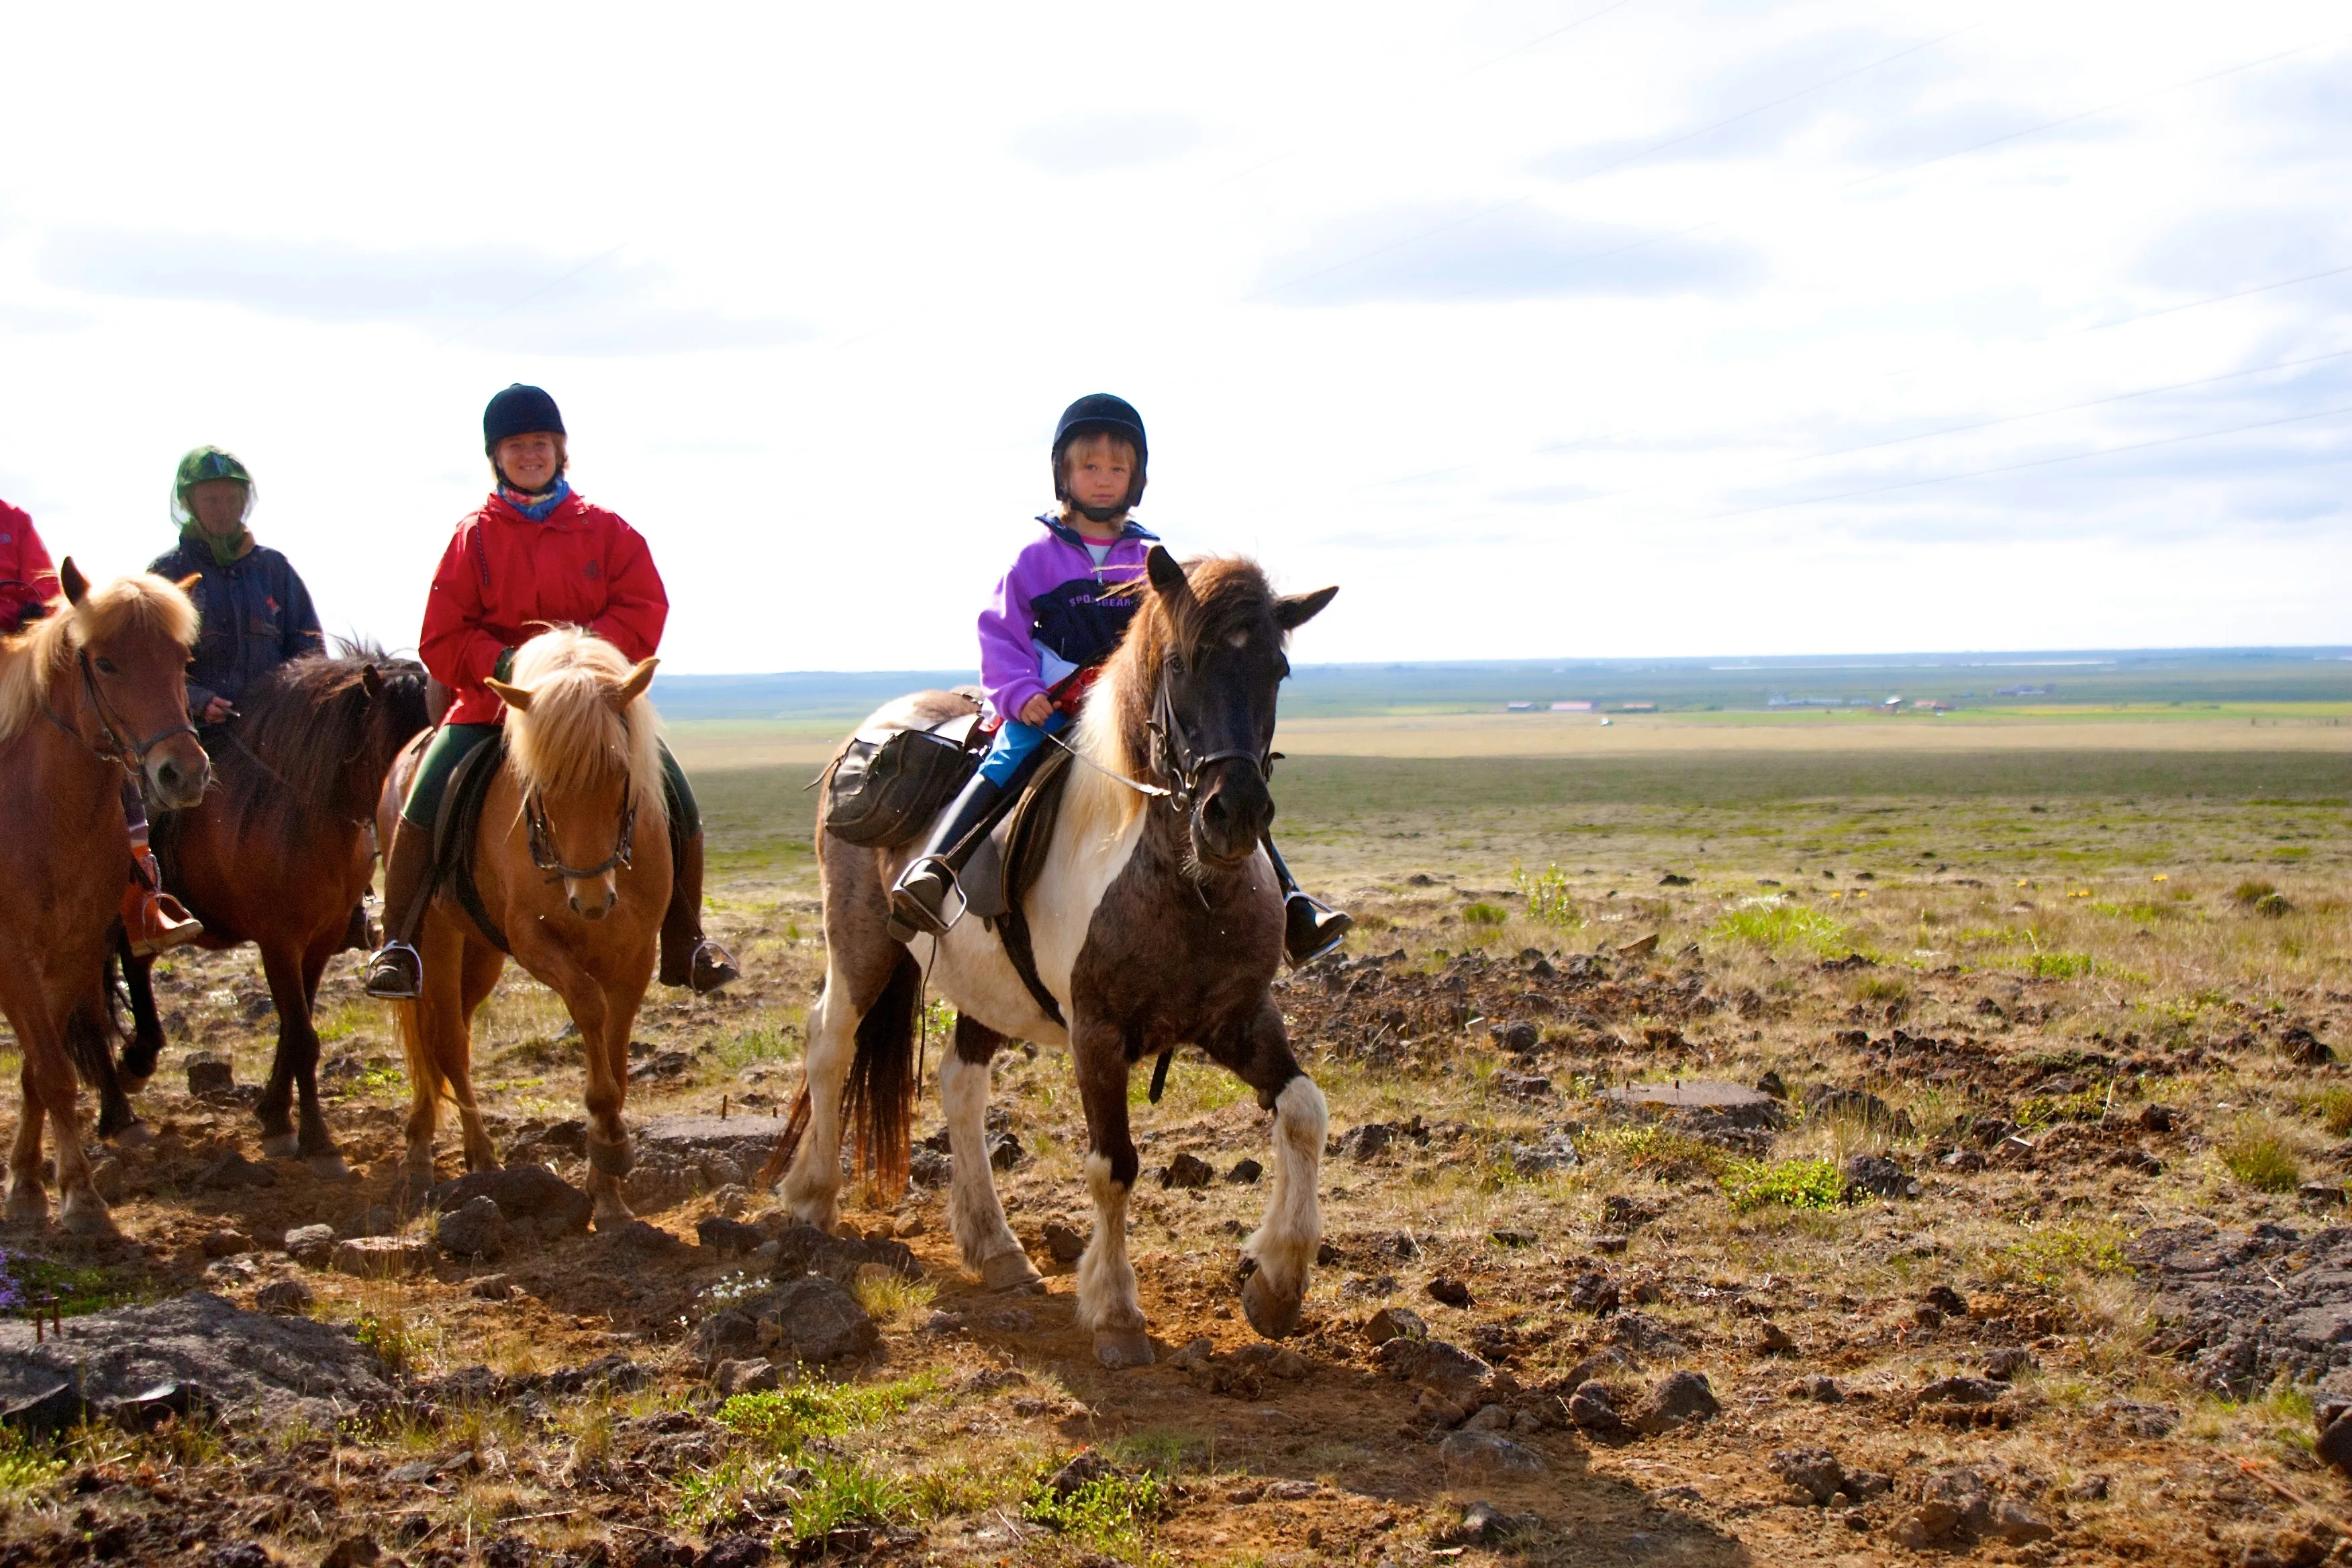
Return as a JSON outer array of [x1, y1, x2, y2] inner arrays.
[[959, 746, 1075, 1027], [432, 727, 513, 954]]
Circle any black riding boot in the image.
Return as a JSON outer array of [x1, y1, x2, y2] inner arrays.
[[659, 829, 739, 992], [1265, 836, 1352, 967], [362, 819, 433, 1000], [887, 772, 1011, 940]]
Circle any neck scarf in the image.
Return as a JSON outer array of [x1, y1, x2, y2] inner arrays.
[[181, 524, 250, 569], [498, 477, 573, 522]]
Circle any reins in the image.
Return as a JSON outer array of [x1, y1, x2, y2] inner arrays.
[[41, 650, 199, 777]]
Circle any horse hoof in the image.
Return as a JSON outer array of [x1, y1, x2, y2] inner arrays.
[[1093, 1329, 1155, 1369], [258, 1132, 300, 1160], [60, 1193, 119, 1240], [591, 1199, 637, 1230], [981, 1251, 1043, 1293], [1241, 1267, 1304, 1340], [119, 1071, 152, 1095], [306, 1154, 355, 1182], [108, 1122, 156, 1150], [586, 1136, 634, 1177], [3, 1187, 46, 1227]]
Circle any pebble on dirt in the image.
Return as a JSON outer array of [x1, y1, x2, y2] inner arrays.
[[252, 1279, 313, 1316], [435, 1195, 510, 1261], [1226, 1157, 1264, 1183], [1427, 1277, 1472, 1308], [1161, 1152, 1216, 1189], [1633, 1370, 1720, 1435], [282, 1223, 337, 1266], [1365, 1306, 1427, 1344]]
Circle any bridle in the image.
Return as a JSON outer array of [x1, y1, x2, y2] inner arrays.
[[43, 648, 200, 778], [524, 784, 638, 884], [1146, 656, 1277, 817]]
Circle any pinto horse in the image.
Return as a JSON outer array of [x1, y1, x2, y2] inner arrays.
[[101, 647, 430, 1172], [0, 562, 207, 1235], [375, 626, 669, 1224], [767, 549, 1336, 1367]]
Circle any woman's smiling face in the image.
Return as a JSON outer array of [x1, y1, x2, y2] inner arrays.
[[495, 432, 565, 492]]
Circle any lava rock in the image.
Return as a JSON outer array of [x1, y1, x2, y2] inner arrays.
[[1491, 1228, 1537, 1248], [1920, 1283, 1969, 1316], [1634, 1370, 1720, 1434], [1785, 1373, 1843, 1403], [1338, 1123, 1396, 1160], [1365, 1306, 1426, 1345], [1600, 1194, 1654, 1229], [987, 1131, 1025, 1170], [712, 1359, 780, 1397], [282, 1224, 337, 1267], [1375, 1336, 1491, 1401], [1226, 1157, 1264, 1183], [1436, 1429, 1544, 1475], [426, 1167, 593, 1237], [1426, 1277, 1471, 1308], [197, 1150, 277, 1191], [1566, 1381, 1622, 1432], [697, 1216, 765, 1257], [332, 1236, 432, 1279], [1769, 1447, 1845, 1505], [1981, 1348, 2034, 1381], [1498, 1020, 1541, 1055], [1841, 1155, 1916, 1200], [107, 1380, 209, 1432], [767, 1222, 919, 1285], [1041, 1222, 1087, 1264], [1162, 1153, 1216, 1189], [696, 1536, 772, 1568], [0, 1381, 87, 1437], [435, 1195, 509, 1261], [1569, 1271, 1620, 1314], [186, 1054, 236, 1099], [730, 1277, 879, 1366], [1917, 1375, 2006, 1406], [253, 1279, 314, 1316]]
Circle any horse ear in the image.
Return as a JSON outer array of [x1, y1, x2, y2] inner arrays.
[[610, 657, 659, 709], [175, 574, 202, 595], [485, 677, 535, 712], [59, 558, 89, 607], [1275, 585, 1338, 631], [1145, 546, 1191, 602], [360, 664, 385, 701]]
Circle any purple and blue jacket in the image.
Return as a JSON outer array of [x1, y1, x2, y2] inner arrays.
[[977, 514, 1159, 719]]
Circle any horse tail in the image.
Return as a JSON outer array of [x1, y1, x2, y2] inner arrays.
[[755, 947, 921, 1198], [393, 999, 444, 1106], [64, 983, 135, 1141], [844, 947, 922, 1199]]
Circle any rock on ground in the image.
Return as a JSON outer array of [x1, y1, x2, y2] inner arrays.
[[696, 1277, 877, 1368], [767, 1222, 920, 1284], [1376, 1336, 1491, 1400], [1634, 1370, 1720, 1434], [0, 1291, 390, 1430], [426, 1167, 593, 1239], [1436, 1429, 1545, 1475], [2133, 1222, 2352, 1393]]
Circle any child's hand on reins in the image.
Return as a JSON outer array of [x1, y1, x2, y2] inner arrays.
[[1018, 693, 1055, 726]]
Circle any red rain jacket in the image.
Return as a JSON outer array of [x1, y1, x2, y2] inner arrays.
[[0, 501, 58, 631], [418, 490, 669, 726]]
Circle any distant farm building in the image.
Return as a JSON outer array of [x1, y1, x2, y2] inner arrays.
[[1505, 701, 1536, 711], [1551, 700, 1594, 711], [1996, 684, 2052, 697], [1618, 701, 1657, 712]]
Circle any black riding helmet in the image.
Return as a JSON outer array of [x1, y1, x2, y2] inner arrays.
[[1052, 393, 1148, 517], [483, 383, 566, 452]]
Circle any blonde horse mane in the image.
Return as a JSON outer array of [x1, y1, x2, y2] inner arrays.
[[501, 626, 667, 819], [0, 573, 200, 746]]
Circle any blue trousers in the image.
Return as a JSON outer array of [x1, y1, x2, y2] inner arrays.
[[977, 709, 1068, 787]]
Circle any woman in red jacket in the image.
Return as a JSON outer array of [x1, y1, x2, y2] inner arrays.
[[361, 386, 737, 999], [3, 497, 203, 953]]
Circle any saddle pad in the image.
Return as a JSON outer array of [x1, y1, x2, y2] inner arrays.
[[961, 746, 1073, 923], [431, 727, 512, 954]]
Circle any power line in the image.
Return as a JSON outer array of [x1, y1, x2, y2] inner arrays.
[[431, 243, 630, 350]]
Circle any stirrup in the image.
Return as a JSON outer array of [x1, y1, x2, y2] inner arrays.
[[363, 941, 423, 1001], [1283, 893, 1352, 969], [126, 893, 204, 959], [687, 940, 739, 993], [887, 860, 961, 942]]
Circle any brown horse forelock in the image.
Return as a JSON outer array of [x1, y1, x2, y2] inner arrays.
[[213, 645, 428, 842], [1093, 554, 1281, 779], [0, 575, 200, 747]]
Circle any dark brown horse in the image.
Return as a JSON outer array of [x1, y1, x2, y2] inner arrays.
[[106, 646, 429, 1175], [767, 550, 1336, 1367], [0, 562, 208, 1235]]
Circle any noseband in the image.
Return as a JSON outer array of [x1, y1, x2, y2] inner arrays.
[[44, 650, 201, 777], [1147, 660, 1277, 816], [525, 785, 638, 885]]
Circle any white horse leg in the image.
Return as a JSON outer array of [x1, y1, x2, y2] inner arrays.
[[781, 971, 857, 1231], [940, 1048, 1037, 1290], [1078, 1150, 1149, 1364], [1241, 1073, 1327, 1340]]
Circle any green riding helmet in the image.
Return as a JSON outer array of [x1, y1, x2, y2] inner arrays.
[[170, 446, 257, 528]]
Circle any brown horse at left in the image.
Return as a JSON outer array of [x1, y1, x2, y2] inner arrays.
[[0, 561, 207, 1236], [98, 646, 431, 1175]]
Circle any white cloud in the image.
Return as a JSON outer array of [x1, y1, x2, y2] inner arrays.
[[0, 0, 2345, 672]]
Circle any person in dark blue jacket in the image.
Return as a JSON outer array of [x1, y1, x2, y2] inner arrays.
[[147, 447, 324, 726]]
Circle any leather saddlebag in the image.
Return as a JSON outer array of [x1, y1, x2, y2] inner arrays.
[[824, 724, 978, 847]]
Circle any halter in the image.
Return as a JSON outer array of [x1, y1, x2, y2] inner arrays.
[[525, 784, 638, 884], [1146, 658, 1276, 817], [42, 649, 201, 778]]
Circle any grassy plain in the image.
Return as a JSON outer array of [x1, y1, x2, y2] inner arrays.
[[4, 716, 2351, 1565]]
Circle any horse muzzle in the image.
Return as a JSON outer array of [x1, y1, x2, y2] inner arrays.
[[146, 740, 211, 812], [1191, 764, 1273, 865], [567, 876, 618, 919]]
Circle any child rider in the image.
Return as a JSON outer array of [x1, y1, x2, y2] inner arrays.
[[887, 393, 1351, 967]]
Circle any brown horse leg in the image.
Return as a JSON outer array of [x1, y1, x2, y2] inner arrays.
[[397, 913, 466, 1199], [117, 937, 165, 1093], [442, 939, 507, 1175], [5, 1055, 48, 1226], [68, 983, 144, 1147], [571, 975, 634, 1227], [939, 1016, 1036, 1289], [292, 943, 350, 1177], [23, 1019, 115, 1238], [1210, 996, 1326, 1341], [255, 941, 317, 1162], [1071, 1016, 1151, 1367]]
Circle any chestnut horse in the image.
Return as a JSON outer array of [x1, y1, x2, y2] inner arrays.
[[375, 626, 669, 1224], [104, 646, 430, 1173], [0, 562, 207, 1235], [767, 550, 1336, 1367]]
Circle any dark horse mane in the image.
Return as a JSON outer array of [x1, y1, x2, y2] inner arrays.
[[1089, 554, 1279, 786], [182, 641, 429, 848]]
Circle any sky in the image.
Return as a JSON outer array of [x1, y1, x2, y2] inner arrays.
[[2, 1, 2348, 672]]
